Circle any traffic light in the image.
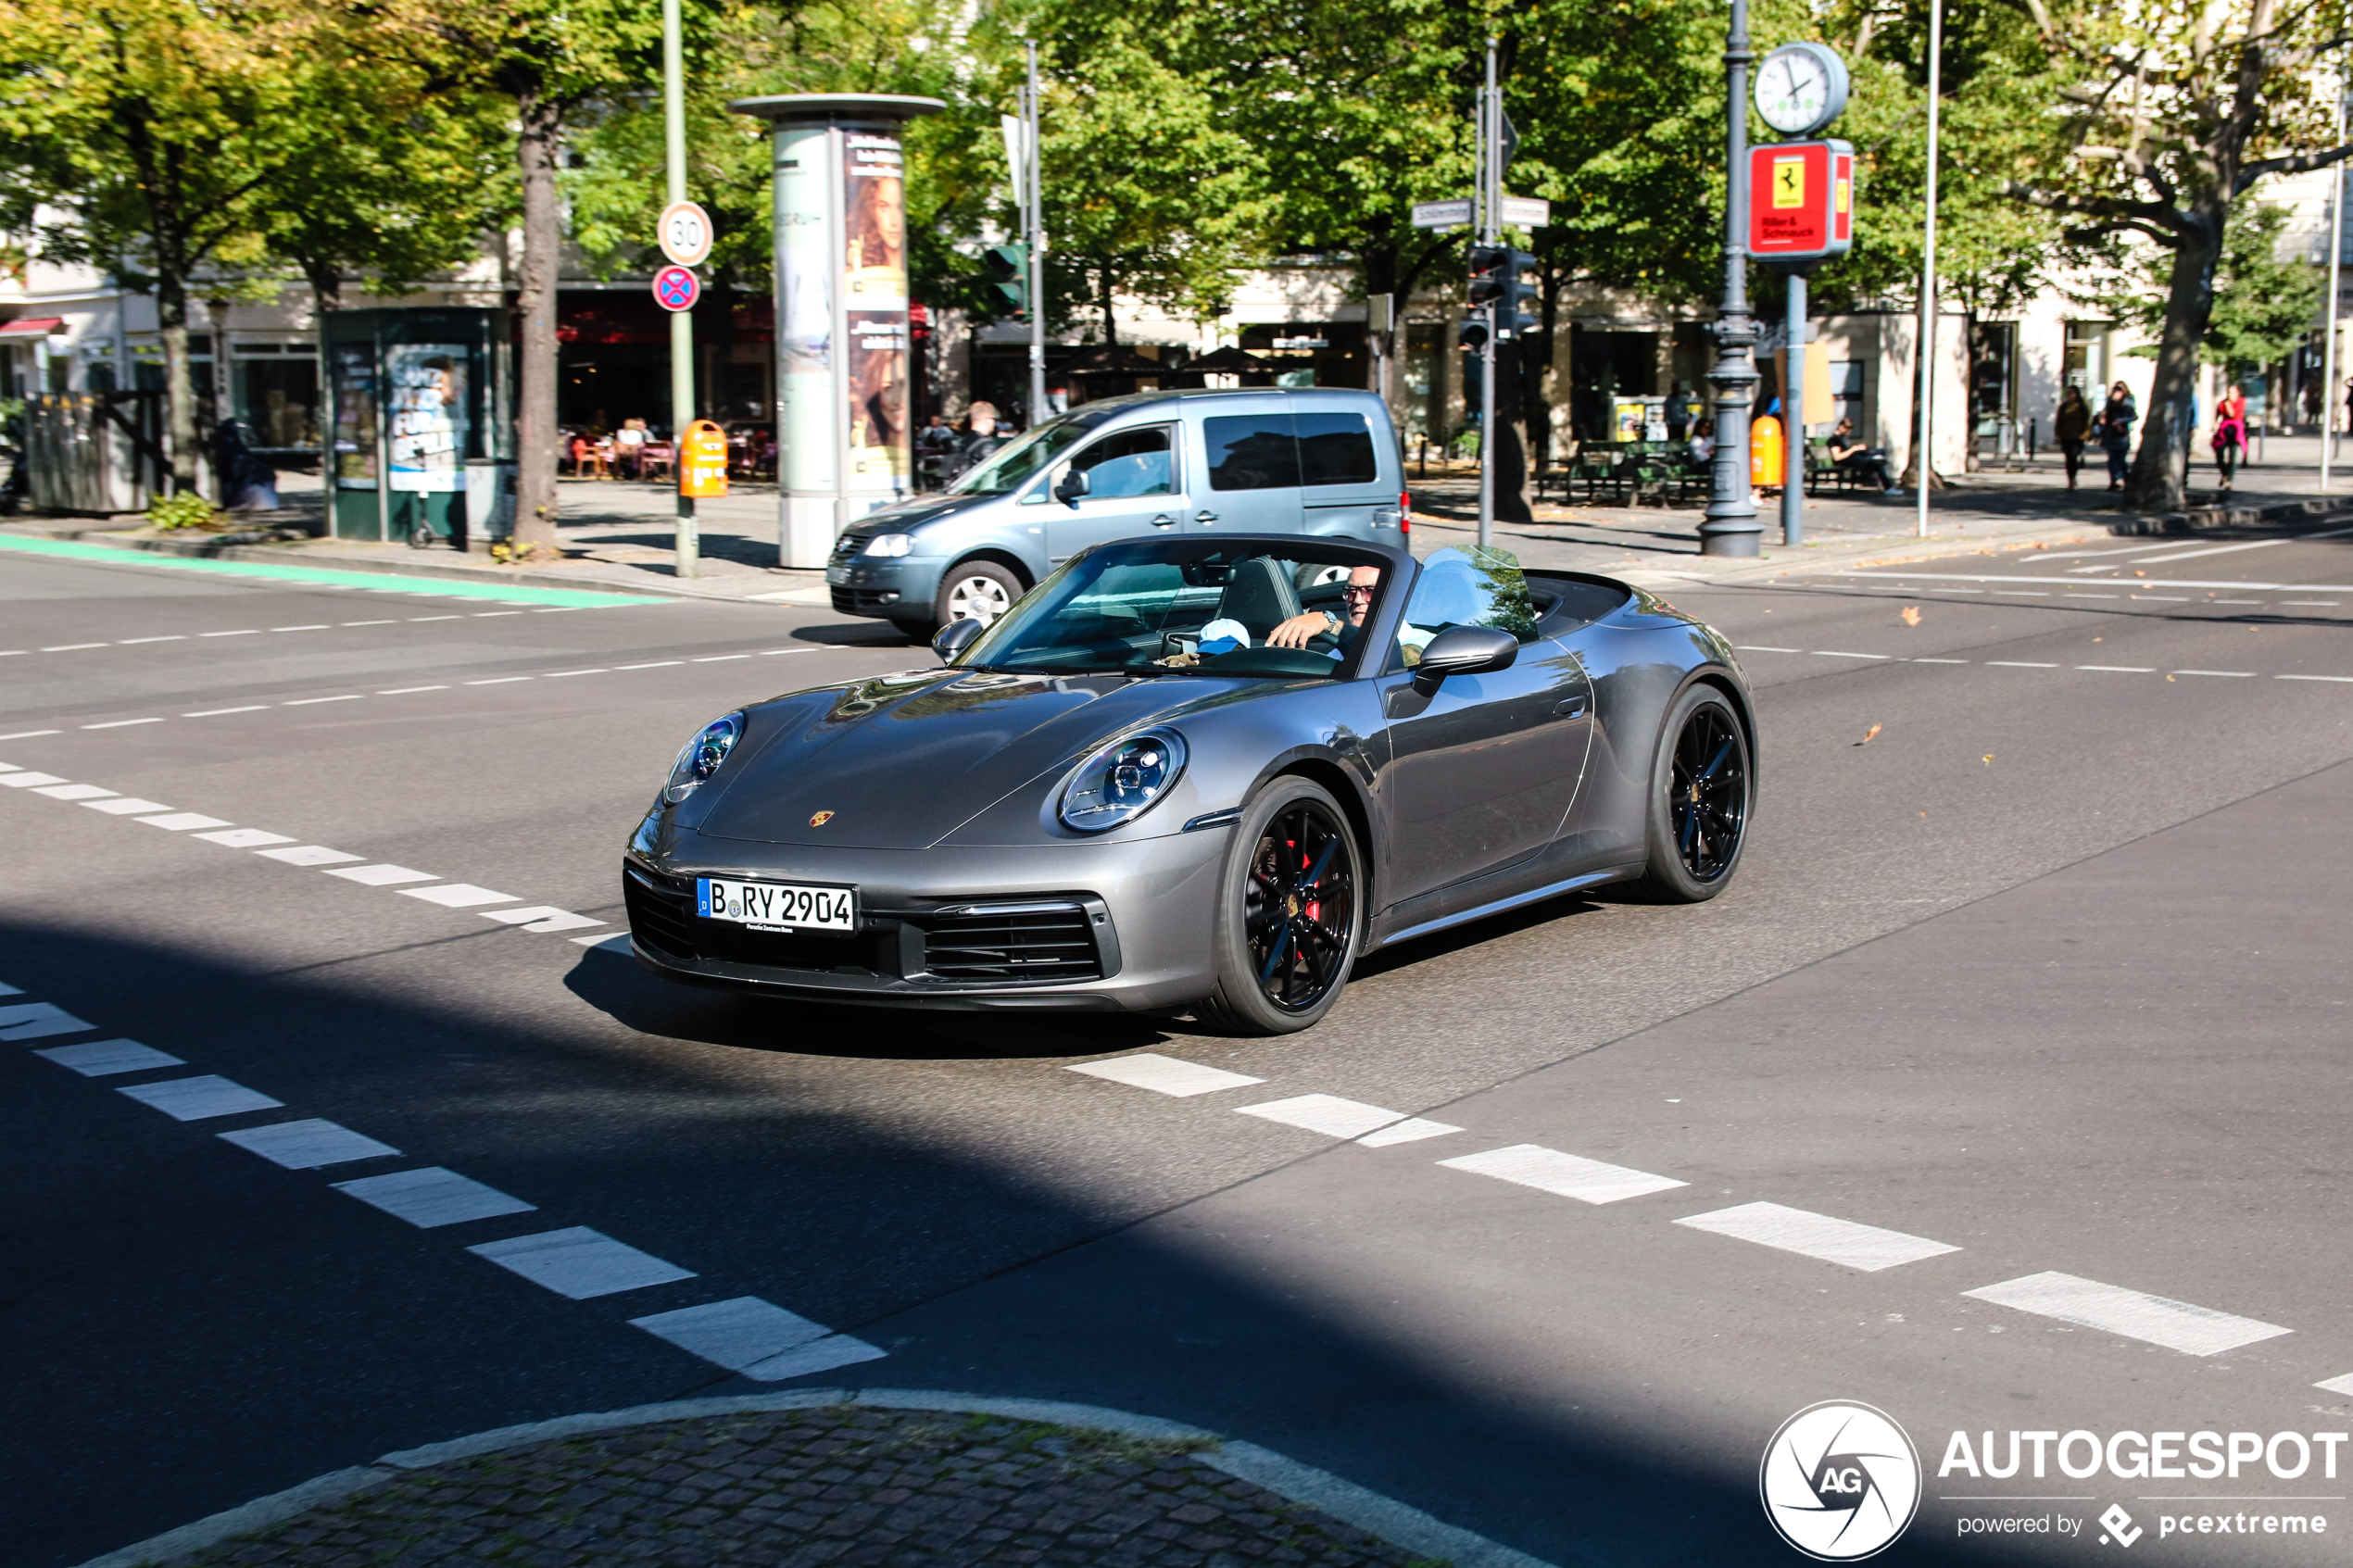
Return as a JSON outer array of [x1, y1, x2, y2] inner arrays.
[[1468, 245, 1539, 340], [982, 243, 1028, 318]]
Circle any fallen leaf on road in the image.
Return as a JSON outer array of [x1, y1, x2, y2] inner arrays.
[[2167, 674, 2176, 682], [1858, 724, 1882, 746], [1900, 606, 1921, 626], [1982, 754, 1995, 765]]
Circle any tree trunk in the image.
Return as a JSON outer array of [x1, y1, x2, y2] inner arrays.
[[157, 272, 198, 496], [510, 88, 564, 552], [1097, 264, 1119, 346], [1495, 339, 1533, 523], [2127, 207, 2223, 513]]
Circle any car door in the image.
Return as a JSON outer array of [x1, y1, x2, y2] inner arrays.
[[1374, 547, 1594, 909], [1193, 407, 1305, 533], [1039, 422, 1187, 564]]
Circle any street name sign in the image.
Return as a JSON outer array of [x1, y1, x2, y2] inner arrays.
[[1412, 199, 1474, 230], [1499, 195, 1551, 228]]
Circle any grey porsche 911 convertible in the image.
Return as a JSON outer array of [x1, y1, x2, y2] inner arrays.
[[623, 534, 1754, 1035]]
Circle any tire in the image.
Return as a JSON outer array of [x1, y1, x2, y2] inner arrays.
[[1196, 777, 1366, 1035], [933, 559, 1024, 631], [1633, 684, 1753, 902]]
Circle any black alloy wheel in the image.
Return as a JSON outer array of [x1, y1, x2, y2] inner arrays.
[[1636, 685, 1752, 903], [1200, 777, 1366, 1035], [1244, 798, 1359, 1013]]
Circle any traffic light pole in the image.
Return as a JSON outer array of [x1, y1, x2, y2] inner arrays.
[[1025, 44, 1047, 427], [1701, 0, 1763, 557], [1477, 37, 1498, 550], [662, 0, 698, 578]]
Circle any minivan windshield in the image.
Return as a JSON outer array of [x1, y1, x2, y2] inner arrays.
[[946, 408, 1116, 495]]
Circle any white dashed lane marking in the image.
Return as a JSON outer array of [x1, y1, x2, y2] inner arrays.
[[1237, 1093, 1459, 1143], [220, 1119, 403, 1170], [117, 1075, 284, 1121], [6, 977, 878, 1382], [1964, 1272, 2292, 1357], [1066, 1052, 1265, 1097], [1438, 1144, 1688, 1204], [1674, 1200, 1959, 1272], [324, 864, 440, 886], [1738, 647, 2353, 683], [466, 1226, 698, 1299], [400, 884, 519, 909]]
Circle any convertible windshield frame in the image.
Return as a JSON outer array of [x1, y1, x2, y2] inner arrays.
[[944, 407, 1120, 496], [952, 535, 1404, 684]]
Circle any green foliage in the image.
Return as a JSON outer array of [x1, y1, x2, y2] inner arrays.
[[146, 490, 217, 530], [2092, 205, 2324, 373]]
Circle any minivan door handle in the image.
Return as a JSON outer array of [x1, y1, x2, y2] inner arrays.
[[1194, 509, 1219, 524], [1151, 513, 1177, 527]]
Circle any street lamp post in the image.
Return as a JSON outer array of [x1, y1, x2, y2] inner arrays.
[[1701, 0, 1764, 558]]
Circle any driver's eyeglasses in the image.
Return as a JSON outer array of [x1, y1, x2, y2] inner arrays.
[[1340, 585, 1377, 600]]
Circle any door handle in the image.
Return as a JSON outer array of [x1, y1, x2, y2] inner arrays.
[[1553, 698, 1587, 718], [1151, 513, 1177, 527], [1194, 509, 1219, 524]]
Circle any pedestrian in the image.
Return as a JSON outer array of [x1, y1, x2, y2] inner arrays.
[[1826, 417, 1899, 493], [955, 400, 1008, 478], [1688, 417, 1716, 464], [2210, 383, 2247, 494], [613, 417, 648, 479], [2098, 380, 2137, 491], [2055, 384, 2092, 490]]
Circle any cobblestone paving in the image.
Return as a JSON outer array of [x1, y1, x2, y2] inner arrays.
[[158, 1406, 1444, 1568]]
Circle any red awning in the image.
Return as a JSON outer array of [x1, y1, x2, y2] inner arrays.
[[0, 317, 64, 337]]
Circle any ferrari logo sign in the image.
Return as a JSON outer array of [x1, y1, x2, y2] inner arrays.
[[1747, 140, 1854, 268], [681, 419, 730, 498]]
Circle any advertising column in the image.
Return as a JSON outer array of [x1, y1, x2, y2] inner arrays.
[[730, 94, 945, 569]]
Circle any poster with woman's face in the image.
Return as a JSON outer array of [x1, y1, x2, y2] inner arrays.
[[843, 131, 910, 489]]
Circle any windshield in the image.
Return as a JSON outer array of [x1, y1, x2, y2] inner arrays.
[[955, 538, 1392, 680], [946, 408, 1115, 495]]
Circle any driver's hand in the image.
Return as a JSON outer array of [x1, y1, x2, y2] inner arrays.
[[1265, 611, 1328, 649]]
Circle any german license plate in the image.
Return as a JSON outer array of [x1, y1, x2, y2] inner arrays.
[[697, 876, 856, 933]]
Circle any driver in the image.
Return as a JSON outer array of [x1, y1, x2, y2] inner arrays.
[[1266, 564, 1380, 651]]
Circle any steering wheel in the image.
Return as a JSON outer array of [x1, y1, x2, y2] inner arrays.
[[1302, 629, 1340, 654]]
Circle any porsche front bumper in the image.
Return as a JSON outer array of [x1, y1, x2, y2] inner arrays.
[[623, 831, 1227, 1012]]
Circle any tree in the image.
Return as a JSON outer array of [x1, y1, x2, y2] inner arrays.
[[0, 0, 321, 491], [2002, 0, 2353, 509], [2094, 202, 2324, 377], [369, 0, 670, 554]]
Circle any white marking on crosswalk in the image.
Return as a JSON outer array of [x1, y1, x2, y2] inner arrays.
[[1354, 1117, 1464, 1147], [194, 828, 297, 847], [467, 1227, 698, 1299], [1438, 1145, 1687, 1205], [1674, 1201, 1958, 1272], [1065, 1052, 1265, 1098], [333, 1167, 537, 1228], [1962, 1271, 2290, 1356], [398, 883, 519, 909], [323, 863, 439, 886], [628, 1297, 834, 1372], [0, 1001, 95, 1041], [256, 845, 364, 865], [137, 813, 233, 831], [82, 797, 174, 815], [479, 905, 606, 933]]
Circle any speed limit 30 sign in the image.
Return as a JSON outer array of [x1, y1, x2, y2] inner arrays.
[[659, 200, 714, 267]]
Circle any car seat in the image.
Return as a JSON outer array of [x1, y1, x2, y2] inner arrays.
[[1211, 557, 1304, 643]]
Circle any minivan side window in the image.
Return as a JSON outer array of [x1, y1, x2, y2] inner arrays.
[[1204, 414, 1302, 491], [1069, 424, 1176, 497], [1297, 412, 1378, 485]]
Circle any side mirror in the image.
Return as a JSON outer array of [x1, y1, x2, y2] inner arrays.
[[932, 616, 986, 661], [1052, 466, 1091, 503], [1412, 624, 1517, 692]]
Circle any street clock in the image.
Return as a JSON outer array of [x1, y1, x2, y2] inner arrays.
[[1755, 43, 1849, 137]]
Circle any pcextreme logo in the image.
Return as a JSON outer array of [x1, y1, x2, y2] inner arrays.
[[1761, 1401, 1924, 1561]]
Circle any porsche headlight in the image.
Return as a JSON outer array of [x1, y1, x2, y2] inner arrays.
[[862, 532, 913, 557], [1059, 728, 1188, 833], [662, 710, 743, 804]]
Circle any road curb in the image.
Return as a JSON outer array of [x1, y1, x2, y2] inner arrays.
[[0, 520, 796, 604], [75, 1386, 1557, 1568]]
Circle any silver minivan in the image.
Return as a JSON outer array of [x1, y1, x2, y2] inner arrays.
[[824, 387, 1408, 636]]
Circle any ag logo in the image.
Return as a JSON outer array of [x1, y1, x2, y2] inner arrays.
[[1760, 1401, 1921, 1561]]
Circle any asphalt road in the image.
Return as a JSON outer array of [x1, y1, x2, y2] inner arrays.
[[6, 530, 2353, 1566]]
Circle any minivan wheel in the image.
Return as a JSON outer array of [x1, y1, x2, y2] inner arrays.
[[934, 560, 1023, 630]]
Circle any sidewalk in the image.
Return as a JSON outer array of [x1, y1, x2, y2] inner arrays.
[[93, 1395, 1529, 1568]]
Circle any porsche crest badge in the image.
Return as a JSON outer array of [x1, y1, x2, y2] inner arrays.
[[808, 810, 836, 828]]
